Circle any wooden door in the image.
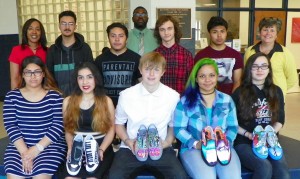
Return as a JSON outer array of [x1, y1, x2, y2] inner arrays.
[[253, 11, 286, 45]]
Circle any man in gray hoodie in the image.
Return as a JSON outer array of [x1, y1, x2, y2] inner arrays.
[[47, 10, 93, 97]]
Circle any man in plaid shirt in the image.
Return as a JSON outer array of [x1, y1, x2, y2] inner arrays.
[[154, 15, 194, 95]]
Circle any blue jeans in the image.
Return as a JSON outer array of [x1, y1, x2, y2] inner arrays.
[[109, 147, 187, 179], [180, 148, 241, 179], [235, 144, 290, 179]]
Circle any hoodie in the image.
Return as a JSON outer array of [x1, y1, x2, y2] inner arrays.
[[46, 32, 93, 97]]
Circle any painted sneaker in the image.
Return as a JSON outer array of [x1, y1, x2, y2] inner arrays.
[[252, 125, 268, 159], [84, 134, 100, 173], [214, 126, 231, 165], [265, 125, 283, 160], [148, 124, 163, 160], [66, 134, 84, 176], [135, 124, 148, 161], [201, 126, 217, 166]]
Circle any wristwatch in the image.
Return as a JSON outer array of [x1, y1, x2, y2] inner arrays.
[[36, 143, 44, 152]]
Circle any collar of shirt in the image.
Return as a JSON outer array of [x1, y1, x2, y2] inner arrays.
[[132, 28, 148, 38], [159, 43, 179, 53], [140, 82, 163, 97]]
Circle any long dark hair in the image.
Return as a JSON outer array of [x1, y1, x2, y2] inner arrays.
[[21, 18, 47, 51], [64, 62, 112, 134], [238, 52, 279, 124], [19, 55, 59, 91]]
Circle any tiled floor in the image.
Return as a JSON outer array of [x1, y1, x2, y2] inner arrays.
[[0, 90, 299, 140]]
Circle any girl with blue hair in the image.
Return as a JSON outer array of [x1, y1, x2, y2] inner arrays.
[[174, 58, 241, 179]]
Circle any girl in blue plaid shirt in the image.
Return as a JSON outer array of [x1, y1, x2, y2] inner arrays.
[[174, 58, 241, 179]]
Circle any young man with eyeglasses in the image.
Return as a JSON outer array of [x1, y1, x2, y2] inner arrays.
[[127, 6, 158, 56], [46, 10, 93, 97], [194, 16, 243, 95]]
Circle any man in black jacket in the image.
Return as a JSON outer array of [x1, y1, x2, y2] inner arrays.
[[47, 10, 93, 97]]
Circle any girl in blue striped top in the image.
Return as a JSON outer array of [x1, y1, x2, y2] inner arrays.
[[3, 55, 66, 178]]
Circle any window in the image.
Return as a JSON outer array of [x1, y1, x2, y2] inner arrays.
[[17, 0, 129, 57]]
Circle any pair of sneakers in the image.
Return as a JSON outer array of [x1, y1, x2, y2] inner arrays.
[[252, 125, 283, 160], [135, 124, 163, 161], [201, 126, 231, 166], [66, 134, 100, 176]]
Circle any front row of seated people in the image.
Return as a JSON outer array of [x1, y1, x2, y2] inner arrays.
[[3, 52, 289, 179]]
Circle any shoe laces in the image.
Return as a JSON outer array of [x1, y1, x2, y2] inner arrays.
[[267, 131, 279, 147], [85, 140, 99, 164], [137, 130, 148, 148], [148, 129, 159, 147]]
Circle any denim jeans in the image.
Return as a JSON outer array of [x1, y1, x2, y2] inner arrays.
[[108, 147, 187, 179], [180, 148, 241, 179], [235, 144, 290, 179]]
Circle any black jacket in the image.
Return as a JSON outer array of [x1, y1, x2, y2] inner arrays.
[[46, 33, 93, 97]]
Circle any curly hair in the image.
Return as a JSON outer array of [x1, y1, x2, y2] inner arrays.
[[64, 62, 112, 134], [154, 15, 182, 44], [259, 17, 282, 33]]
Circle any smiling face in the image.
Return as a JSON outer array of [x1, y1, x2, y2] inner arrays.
[[251, 56, 270, 84], [23, 63, 44, 88], [140, 63, 165, 88], [77, 68, 95, 94], [27, 21, 41, 45], [196, 65, 218, 94], [260, 25, 278, 44]]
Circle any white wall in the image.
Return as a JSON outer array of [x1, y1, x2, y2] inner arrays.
[[129, 0, 195, 29], [0, 0, 19, 35]]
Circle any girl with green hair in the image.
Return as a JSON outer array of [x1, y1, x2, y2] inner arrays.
[[174, 58, 241, 179]]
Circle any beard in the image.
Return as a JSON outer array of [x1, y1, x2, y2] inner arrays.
[[134, 22, 147, 30]]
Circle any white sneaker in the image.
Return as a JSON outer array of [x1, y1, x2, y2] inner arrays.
[[84, 134, 100, 173]]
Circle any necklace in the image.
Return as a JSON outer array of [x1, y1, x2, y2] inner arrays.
[[200, 89, 215, 95]]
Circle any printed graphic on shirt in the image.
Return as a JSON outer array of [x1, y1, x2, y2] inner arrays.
[[102, 61, 136, 97], [212, 58, 235, 84], [253, 98, 272, 125]]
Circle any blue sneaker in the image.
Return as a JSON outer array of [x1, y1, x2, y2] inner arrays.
[[214, 126, 231, 165], [84, 134, 100, 173], [148, 124, 163, 160], [265, 125, 283, 160], [201, 126, 217, 166], [252, 125, 268, 159], [67, 134, 84, 176], [135, 125, 148, 161]]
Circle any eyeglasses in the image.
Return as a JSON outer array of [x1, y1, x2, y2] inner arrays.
[[23, 70, 43, 77], [133, 13, 148, 17], [60, 22, 75, 27], [251, 65, 269, 70]]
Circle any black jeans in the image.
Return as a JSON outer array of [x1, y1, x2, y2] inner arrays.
[[108, 147, 187, 179]]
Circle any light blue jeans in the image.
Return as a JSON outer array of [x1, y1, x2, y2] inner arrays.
[[180, 148, 241, 179]]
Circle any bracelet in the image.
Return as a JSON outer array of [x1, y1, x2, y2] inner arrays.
[[243, 130, 248, 137], [35, 143, 44, 152], [99, 148, 104, 153]]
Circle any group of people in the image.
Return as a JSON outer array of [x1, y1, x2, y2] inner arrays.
[[3, 5, 298, 179]]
